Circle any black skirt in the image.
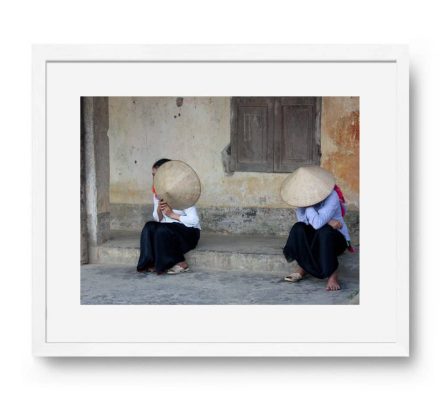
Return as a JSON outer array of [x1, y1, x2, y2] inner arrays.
[[137, 221, 200, 274], [283, 222, 347, 279]]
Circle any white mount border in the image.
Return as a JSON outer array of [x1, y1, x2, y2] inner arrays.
[[32, 45, 409, 357]]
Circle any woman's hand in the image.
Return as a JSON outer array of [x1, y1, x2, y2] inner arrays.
[[328, 219, 343, 230], [159, 201, 172, 216], [159, 201, 180, 221]]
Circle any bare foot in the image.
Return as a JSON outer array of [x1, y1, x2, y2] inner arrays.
[[294, 266, 306, 277], [326, 270, 341, 291], [177, 261, 189, 269]]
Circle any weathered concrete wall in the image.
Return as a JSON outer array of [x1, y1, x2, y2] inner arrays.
[[110, 203, 359, 244], [82, 97, 111, 255], [108, 97, 359, 209], [80, 100, 88, 264], [320, 97, 360, 208]]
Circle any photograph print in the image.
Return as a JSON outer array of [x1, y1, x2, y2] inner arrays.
[[80, 96, 360, 305]]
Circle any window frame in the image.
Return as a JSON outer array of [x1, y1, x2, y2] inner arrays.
[[230, 96, 322, 173]]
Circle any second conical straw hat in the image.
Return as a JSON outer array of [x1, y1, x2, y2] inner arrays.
[[280, 166, 335, 207], [153, 160, 201, 209]]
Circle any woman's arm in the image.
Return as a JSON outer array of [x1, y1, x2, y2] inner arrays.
[[152, 196, 163, 222], [178, 207, 200, 227], [159, 201, 181, 221], [305, 191, 340, 229], [296, 207, 307, 223], [160, 202, 200, 228]]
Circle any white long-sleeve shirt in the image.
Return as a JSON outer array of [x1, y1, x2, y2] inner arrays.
[[295, 190, 350, 241], [152, 195, 201, 229]]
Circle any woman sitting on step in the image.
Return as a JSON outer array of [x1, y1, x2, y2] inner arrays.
[[280, 166, 353, 291], [136, 158, 201, 275]]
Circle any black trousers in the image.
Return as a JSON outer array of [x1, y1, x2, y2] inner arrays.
[[137, 221, 200, 274], [283, 222, 347, 279]]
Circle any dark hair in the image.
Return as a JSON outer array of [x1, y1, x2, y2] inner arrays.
[[152, 158, 171, 169]]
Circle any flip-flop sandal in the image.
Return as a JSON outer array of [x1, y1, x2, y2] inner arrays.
[[167, 264, 190, 275], [284, 272, 304, 283]]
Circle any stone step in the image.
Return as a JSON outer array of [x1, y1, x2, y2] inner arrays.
[[91, 230, 359, 278]]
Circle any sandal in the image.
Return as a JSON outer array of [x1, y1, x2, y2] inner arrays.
[[284, 272, 304, 283], [167, 264, 190, 275]]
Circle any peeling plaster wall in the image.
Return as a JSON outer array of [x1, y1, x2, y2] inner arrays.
[[108, 97, 359, 209], [320, 97, 360, 208]]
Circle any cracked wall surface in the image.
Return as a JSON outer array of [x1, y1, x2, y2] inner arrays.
[[108, 97, 359, 209]]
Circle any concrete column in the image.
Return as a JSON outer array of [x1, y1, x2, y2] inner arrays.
[[80, 99, 88, 264], [81, 97, 110, 264]]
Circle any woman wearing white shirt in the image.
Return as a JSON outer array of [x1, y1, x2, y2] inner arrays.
[[136, 159, 201, 275]]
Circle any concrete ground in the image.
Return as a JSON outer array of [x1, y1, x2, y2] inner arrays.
[[81, 264, 359, 305]]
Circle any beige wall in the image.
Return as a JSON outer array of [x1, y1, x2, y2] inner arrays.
[[320, 97, 360, 207], [108, 97, 359, 209]]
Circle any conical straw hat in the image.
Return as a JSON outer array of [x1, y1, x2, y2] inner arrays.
[[280, 166, 335, 207], [153, 160, 201, 209]]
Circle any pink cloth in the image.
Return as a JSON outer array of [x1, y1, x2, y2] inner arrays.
[[333, 185, 356, 252], [333, 185, 346, 217]]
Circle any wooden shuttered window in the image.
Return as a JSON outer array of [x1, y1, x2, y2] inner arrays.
[[231, 97, 321, 173], [230, 97, 274, 172]]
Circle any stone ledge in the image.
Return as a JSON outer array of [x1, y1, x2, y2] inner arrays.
[[90, 231, 359, 279], [110, 203, 359, 244]]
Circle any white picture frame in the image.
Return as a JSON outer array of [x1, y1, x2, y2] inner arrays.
[[32, 45, 409, 357]]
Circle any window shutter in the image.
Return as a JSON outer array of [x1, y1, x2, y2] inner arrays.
[[231, 97, 274, 172], [273, 97, 321, 173]]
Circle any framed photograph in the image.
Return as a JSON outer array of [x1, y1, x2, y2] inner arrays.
[[32, 45, 409, 356]]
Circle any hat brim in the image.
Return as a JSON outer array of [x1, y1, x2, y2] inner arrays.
[[280, 166, 335, 207], [154, 160, 201, 209]]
